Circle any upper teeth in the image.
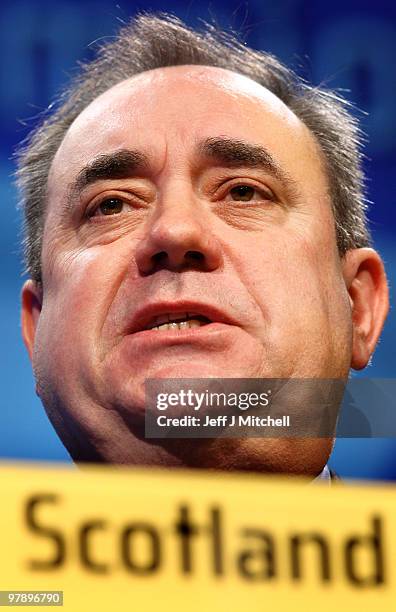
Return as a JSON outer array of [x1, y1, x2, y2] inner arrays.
[[147, 312, 207, 331], [151, 320, 205, 331]]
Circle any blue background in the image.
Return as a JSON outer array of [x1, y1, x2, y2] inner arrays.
[[1, 0, 395, 479]]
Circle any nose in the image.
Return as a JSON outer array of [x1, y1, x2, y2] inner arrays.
[[135, 191, 223, 275]]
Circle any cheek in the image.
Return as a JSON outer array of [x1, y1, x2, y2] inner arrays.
[[233, 228, 326, 305], [38, 242, 135, 369], [234, 221, 350, 339]]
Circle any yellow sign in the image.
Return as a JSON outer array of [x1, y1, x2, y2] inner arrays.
[[0, 463, 395, 611]]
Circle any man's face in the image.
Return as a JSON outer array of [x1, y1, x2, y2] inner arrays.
[[23, 66, 358, 471]]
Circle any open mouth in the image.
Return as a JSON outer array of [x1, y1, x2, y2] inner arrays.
[[129, 301, 236, 336], [145, 312, 211, 331]]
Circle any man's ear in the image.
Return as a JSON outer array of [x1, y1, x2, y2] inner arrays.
[[342, 248, 389, 370], [21, 280, 43, 361]]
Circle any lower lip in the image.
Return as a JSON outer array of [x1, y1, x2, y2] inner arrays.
[[125, 322, 235, 346]]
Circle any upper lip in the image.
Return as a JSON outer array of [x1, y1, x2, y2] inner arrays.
[[127, 300, 238, 333]]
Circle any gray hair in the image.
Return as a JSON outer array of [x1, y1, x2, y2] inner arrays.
[[15, 12, 370, 282]]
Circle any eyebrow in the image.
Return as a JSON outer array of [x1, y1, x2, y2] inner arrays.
[[197, 136, 282, 176], [65, 137, 299, 214], [197, 136, 298, 195], [66, 149, 149, 211]]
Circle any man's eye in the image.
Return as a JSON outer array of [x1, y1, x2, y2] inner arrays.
[[229, 185, 271, 202], [96, 198, 125, 215]]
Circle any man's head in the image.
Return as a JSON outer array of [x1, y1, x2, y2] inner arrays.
[[17, 14, 388, 474]]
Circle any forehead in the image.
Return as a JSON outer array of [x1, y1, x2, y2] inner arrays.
[[49, 65, 326, 190]]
